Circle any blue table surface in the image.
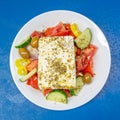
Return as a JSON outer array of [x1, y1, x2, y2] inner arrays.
[[0, 0, 120, 120]]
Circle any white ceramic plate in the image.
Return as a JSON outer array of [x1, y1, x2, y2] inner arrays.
[[10, 10, 111, 110]]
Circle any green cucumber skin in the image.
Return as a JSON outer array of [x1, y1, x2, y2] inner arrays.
[[70, 76, 84, 96], [75, 28, 92, 49], [70, 89, 78, 96], [15, 36, 31, 48], [46, 89, 68, 104], [19, 68, 37, 82]]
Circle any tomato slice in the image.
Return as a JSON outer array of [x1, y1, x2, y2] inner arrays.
[[55, 22, 66, 32], [63, 89, 71, 97], [44, 27, 55, 36], [82, 44, 97, 61], [26, 59, 38, 72], [64, 23, 76, 38], [31, 31, 44, 38], [83, 59, 95, 77], [64, 23, 71, 30], [42, 89, 52, 96], [76, 44, 97, 73], [76, 54, 88, 72], [27, 74, 39, 89], [76, 47, 81, 56], [45, 22, 64, 36], [44, 22, 75, 38]]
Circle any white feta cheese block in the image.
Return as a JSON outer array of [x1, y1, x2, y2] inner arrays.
[[38, 36, 76, 89]]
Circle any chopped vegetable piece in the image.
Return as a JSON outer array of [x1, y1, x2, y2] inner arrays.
[[83, 59, 94, 77], [31, 31, 44, 38], [76, 47, 81, 56], [44, 22, 75, 37], [15, 36, 31, 48], [15, 58, 30, 76], [46, 89, 68, 104], [19, 68, 37, 82], [27, 74, 39, 89], [17, 66, 27, 76], [64, 23, 76, 38], [70, 23, 82, 37], [30, 36, 39, 48], [76, 54, 88, 72], [76, 44, 97, 73], [75, 28, 92, 49], [19, 48, 30, 59], [83, 73, 92, 84], [42, 88, 52, 96], [70, 76, 84, 96], [26, 59, 38, 72], [26, 45, 38, 59], [15, 58, 30, 68], [63, 89, 71, 97], [82, 44, 97, 61]]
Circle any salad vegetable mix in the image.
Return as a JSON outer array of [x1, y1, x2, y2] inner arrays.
[[15, 22, 97, 104]]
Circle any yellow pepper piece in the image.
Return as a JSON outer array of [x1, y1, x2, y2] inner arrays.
[[15, 58, 30, 76], [70, 23, 82, 37], [17, 66, 27, 76], [15, 58, 30, 68]]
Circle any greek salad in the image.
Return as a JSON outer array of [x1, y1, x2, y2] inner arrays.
[[15, 22, 97, 104]]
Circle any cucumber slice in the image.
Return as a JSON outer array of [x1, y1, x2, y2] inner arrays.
[[46, 89, 68, 104], [75, 28, 92, 49], [15, 36, 31, 48], [19, 68, 37, 82], [70, 76, 84, 96]]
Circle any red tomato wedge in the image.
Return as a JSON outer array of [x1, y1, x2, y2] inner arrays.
[[45, 22, 66, 36], [27, 74, 39, 89], [76, 47, 81, 56], [31, 31, 44, 38], [44, 28, 53, 36], [64, 24, 76, 38], [82, 44, 97, 61], [63, 89, 71, 97], [76, 54, 88, 72], [83, 59, 95, 77], [76, 44, 97, 73], [44, 22, 75, 38], [42, 89, 52, 96], [26, 59, 38, 72]]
